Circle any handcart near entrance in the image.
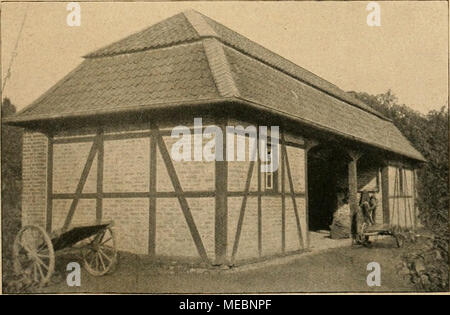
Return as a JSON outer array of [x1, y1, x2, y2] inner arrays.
[[359, 223, 405, 248], [13, 221, 118, 285]]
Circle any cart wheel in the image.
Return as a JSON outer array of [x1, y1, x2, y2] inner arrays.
[[82, 227, 117, 276], [13, 225, 55, 286]]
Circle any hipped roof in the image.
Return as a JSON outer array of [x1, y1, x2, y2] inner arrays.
[[4, 10, 425, 162]]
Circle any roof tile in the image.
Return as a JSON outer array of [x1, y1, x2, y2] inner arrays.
[[223, 46, 423, 160], [6, 11, 424, 161]]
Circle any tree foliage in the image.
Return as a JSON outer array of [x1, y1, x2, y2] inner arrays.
[[350, 90, 449, 291], [1, 98, 23, 207], [1, 98, 24, 291]]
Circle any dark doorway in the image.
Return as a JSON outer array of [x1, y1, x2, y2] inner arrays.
[[307, 146, 348, 231]]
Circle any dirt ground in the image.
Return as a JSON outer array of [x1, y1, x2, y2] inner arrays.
[[33, 238, 417, 294]]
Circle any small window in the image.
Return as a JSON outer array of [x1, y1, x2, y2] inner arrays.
[[263, 143, 278, 192]]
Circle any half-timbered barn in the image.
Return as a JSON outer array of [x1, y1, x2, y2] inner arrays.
[[5, 10, 425, 266]]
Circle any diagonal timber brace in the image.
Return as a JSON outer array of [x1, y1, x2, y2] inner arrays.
[[62, 133, 101, 232], [154, 124, 209, 263]]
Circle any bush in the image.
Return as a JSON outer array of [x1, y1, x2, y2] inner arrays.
[[2, 98, 24, 291], [351, 91, 449, 291]]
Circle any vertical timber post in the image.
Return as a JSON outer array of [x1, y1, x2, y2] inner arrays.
[[381, 164, 390, 225], [96, 128, 104, 224], [149, 121, 157, 257], [281, 132, 286, 253], [257, 126, 262, 257], [412, 168, 418, 229], [46, 132, 53, 233], [304, 139, 318, 249], [347, 150, 362, 239], [215, 118, 228, 265]]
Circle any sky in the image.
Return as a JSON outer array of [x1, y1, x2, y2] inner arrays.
[[1, 1, 448, 114]]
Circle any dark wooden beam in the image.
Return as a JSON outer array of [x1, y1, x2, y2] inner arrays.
[[403, 170, 413, 228], [381, 165, 390, 225], [53, 193, 97, 199], [281, 133, 286, 253], [52, 191, 303, 199], [347, 149, 362, 238], [215, 119, 228, 265], [231, 158, 256, 263], [104, 131, 152, 141], [227, 191, 305, 197], [155, 124, 209, 263], [52, 191, 217, 199], [101, 192, 149, 199], [282, 133, 304, 249], [62, 136, 99, 231], [413, 169, 417, 229], [96, 129, 104, 224], [303, 139, 318, 248], [257, 127, 262, 257], [393, 167, 400, 226], [53, 136, 96, 144], [46, 133, 53, 233], [149, 122, 157, 257]]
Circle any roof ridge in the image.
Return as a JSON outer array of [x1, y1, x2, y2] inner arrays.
[[202, 38, 239, 98], [84, 12, 198, 58], [183, 10, 219, 39], [198, 13, 390, 121]]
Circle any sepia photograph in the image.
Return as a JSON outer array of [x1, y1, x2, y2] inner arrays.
[[1, 1, 448, 296]]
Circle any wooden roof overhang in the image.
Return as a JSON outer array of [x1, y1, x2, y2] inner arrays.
[[3, 96, 425, 168]]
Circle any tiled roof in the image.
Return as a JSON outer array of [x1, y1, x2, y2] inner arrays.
[[15, 42, 219, 119], [223, 47, 424, 161], [5, 10, 425, 161]]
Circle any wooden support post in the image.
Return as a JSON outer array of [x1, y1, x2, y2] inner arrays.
[[304, 139, 319, 249], [413, 168, 418, 229], [381, 164, 390, 225], [347, 150, 362, 238], [96, 129, 104, 224], [281, 133, 286, 253], [282, 134, 305, 250], [46, 133, 53, 233], [149, 122, 157, 256], [215, 119, 228, 265], [257, 127, 262, 257]]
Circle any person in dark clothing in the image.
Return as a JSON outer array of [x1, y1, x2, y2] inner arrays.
[[352, 191, 371, 246], [368, 195, 378, 225]]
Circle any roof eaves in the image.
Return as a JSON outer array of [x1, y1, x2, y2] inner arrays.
[[2, 97, 231, 125], [6, 61, 85, 120], [232, 96, 426, 162]]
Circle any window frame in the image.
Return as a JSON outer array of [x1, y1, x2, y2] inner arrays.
[[262, 142, 279, 192]]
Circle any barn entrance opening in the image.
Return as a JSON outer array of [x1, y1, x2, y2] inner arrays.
[[307, 145, 349, 233]]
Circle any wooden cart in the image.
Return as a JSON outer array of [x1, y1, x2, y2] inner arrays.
[[13, 221, 118, 285], [358, 223, 405, 248]]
